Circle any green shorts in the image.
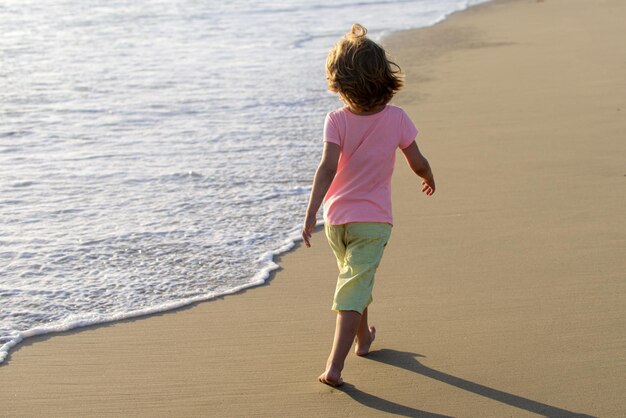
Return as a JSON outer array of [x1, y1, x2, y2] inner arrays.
[[325, 222, 392, 314]]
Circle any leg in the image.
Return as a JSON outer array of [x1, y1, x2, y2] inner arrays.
[[319, 310, 361, 386], [355, 307, 376, 356]]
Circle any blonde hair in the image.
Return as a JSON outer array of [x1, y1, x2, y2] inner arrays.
[[326, 23, 403, 112]]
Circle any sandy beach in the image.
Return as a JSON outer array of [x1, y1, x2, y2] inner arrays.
[[2, 0, 625, 416]]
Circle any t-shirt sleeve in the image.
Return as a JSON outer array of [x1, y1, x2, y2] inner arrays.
[[398, 110, 418, 149], [323, 112, 341, 146]]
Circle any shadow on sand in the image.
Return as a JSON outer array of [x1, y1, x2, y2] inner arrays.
[[336, 382, 452, 417], [338, 349, 594, 418]]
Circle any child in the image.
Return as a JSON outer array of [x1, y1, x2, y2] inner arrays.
[[302, 23, 435, 387]]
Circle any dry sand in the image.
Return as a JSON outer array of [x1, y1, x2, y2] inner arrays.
[[2, 0, 625, 416]]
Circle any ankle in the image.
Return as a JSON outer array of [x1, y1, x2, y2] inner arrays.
[[357, 330, 372, 343], [328, 359, 344, 372]]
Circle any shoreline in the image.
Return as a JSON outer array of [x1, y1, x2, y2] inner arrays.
[[0, 0, 495, 367], [0, 228, 302, 365], [2, 0, 625, 416]]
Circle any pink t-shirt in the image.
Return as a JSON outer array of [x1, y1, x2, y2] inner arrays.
[[323, 105, 418, 225]]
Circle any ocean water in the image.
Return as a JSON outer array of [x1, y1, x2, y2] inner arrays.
[[0, 0, 490, 363]]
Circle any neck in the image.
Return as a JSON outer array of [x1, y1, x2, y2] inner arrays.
[[347, 104, 386, 116]]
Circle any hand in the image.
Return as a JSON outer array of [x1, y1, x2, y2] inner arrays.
[[302, 214, 317, 248], [421, 178, 435, 196]]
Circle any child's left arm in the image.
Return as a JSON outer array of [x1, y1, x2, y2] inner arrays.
[[302, 142, 340, 247]]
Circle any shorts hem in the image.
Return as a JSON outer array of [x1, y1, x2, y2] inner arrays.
[[331, 303, 370, 315]]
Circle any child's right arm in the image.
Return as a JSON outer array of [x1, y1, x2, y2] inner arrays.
[[302, 142, 341, 247], [401, 142, 435, 196]]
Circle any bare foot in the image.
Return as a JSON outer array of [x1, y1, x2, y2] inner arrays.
[[355, 326, 376, 356], [318, 369, 344, 387]]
